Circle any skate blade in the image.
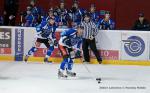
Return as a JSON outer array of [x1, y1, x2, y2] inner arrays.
[[67, 75, 76, 77], [58, 75, 68, 79], [67, 73, 76, 77]]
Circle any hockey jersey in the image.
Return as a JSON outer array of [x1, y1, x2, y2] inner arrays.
[[90, 12, 100, 23], [59, 28, 82, 48], [69, 8, 86, 25], [97, 18, 115, 30], [36, 21, 57, 39], [25, 14, 35, 27]]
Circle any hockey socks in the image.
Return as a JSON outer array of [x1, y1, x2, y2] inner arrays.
[[27, 47, 37, 56], [46, 46, 54, 57]]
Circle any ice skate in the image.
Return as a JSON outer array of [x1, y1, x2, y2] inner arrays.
[[66, 70, 76, 77], [58, 69, 68, 78], [24, 55, 29, 62], [98, 61, 102, 64], [44, 58, 52, 63]]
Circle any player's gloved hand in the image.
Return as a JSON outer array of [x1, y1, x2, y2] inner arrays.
[[89, 35, 94, 40], [75, 49, 81, 58], [54, 39, 58, 46]]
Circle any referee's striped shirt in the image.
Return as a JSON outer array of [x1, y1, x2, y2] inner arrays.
[[80, 21, 98, 39]]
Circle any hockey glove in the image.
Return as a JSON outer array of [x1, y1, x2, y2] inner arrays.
[[75, 50, 81, 58]]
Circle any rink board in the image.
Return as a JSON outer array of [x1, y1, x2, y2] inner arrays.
[[0, 26, 150, 66]]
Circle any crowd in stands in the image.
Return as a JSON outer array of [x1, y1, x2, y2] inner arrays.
[[0, 0, 150, 31]]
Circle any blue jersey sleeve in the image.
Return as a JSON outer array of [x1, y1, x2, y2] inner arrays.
[[96, 18, 103, 28], [91, 12, 100, 23], [36, 21, 47, 32], [41, 16, 47, 22], [36, 24, 42, 32], [61, 28, 76, 37]]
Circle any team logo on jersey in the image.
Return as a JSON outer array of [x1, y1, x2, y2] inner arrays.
[[122, 36, 145, 57]]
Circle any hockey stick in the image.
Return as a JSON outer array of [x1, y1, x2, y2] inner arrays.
[[78, 57, 102, 83], [82, 62, 102, 83]]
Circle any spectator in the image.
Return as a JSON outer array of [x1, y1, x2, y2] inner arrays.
[[54, 0, 69, 27], [0, 15, 4, 26], [80, 13, 102, 64], [24, 6, 35, 27], [41, 8, 59, 25], [69, 0, 86, 27], [132, 12, 150, 31], [4, 0, 19, 26], [89, 4, 100, 24], [97, 11, 115, 30], [29, 0, 44, 24], [3, 11, 8, 25], [42, 8, 54, 22]]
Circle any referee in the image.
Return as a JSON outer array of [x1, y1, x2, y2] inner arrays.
[[81, 13, 102, 64]]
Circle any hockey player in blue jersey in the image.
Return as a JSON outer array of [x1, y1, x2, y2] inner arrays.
[[24, 6, 35, 27], [97, 11, 115, 30], [42, 8, 59, 24], [24, 5, 36, 27], [89, 4, 100, 24], [24, 16, 58, 63], [69, 0, 86, 27], [58, 26, 84, 78], [29, 0, 43, 24], [55, 0, 69, 27]]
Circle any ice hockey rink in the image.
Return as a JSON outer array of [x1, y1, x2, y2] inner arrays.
[[0, 61, 150, 93]]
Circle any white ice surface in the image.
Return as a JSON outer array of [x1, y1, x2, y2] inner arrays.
[[0, 62, 150, 93]]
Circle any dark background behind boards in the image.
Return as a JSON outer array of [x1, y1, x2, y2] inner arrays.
[[0, 0, 150, 29]]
